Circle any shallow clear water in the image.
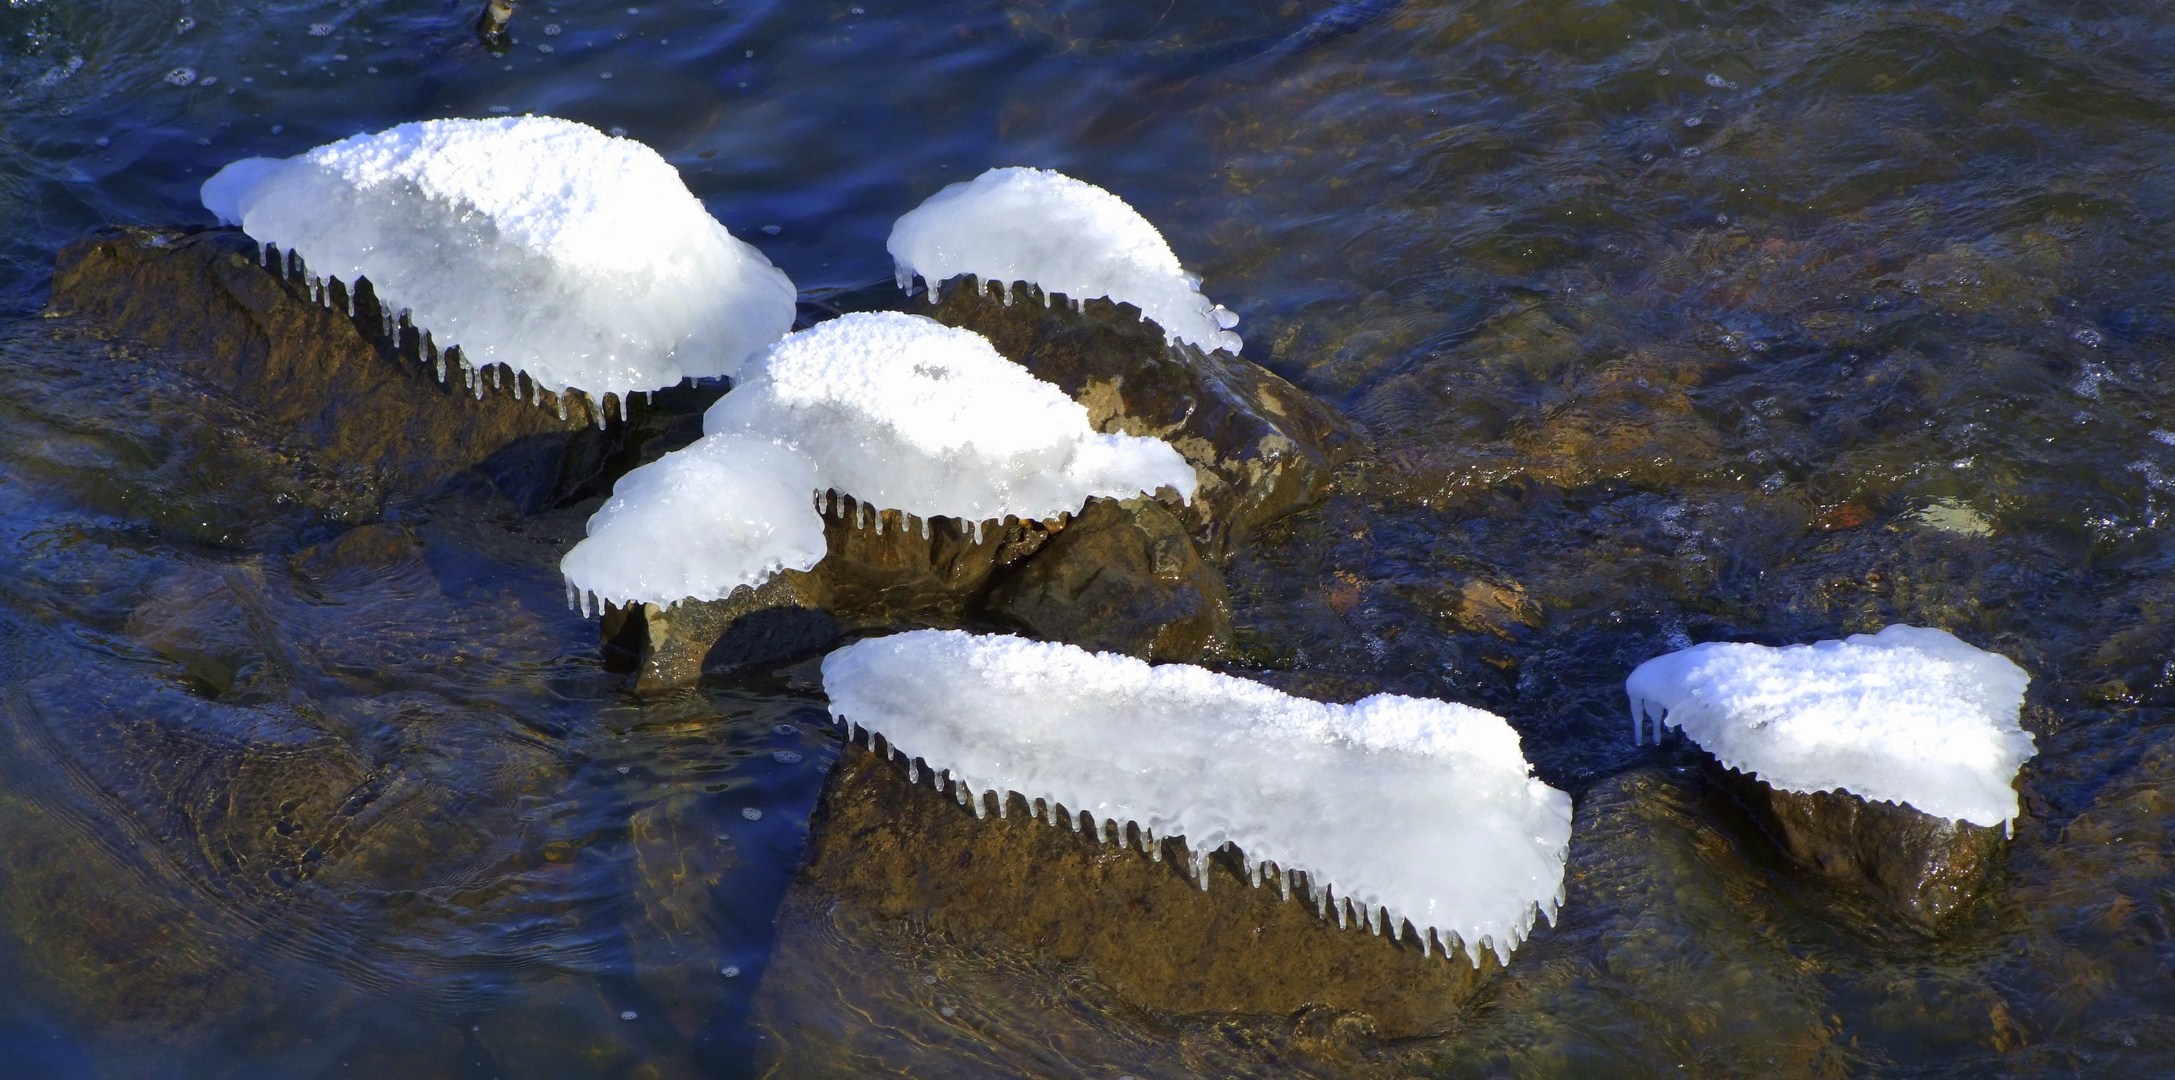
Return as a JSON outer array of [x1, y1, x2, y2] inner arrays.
[[4, 0, 2175, 1076]]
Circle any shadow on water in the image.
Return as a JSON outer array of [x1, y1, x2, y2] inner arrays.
[[1, 0, 2174, 1076]]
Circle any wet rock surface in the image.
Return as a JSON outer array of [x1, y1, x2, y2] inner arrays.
[[915, 277, 1357, 560], [1708, 759, 2009, 928], [46, 226, 712, 515], [986, 494, 1233, 661], [762, 738, 1497, 1048]]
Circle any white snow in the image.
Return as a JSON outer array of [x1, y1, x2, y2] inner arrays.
[[564, 313, 1196, 611], [559, 434, 826, 613], [821, 630, 1573, 966], [887, 166, 1244, 355], [200, 116, 796, 399], [705, 312, 1197, 524], [1626, 625, 2035, 828]]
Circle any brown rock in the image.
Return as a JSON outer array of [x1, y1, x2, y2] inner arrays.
[[986, 495, 1233, 661], [46, 227, 695, 513], [914, 276, 1356, 560], [774, 737, 1498, 1041], [1708, 758, 2008, 926]]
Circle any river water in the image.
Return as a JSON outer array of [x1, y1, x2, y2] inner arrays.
[[2, 0, 2173, 1077]]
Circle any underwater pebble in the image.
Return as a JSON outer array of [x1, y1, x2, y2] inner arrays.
[[2073, 327, 2104, 348], [544, 23, 563, 35], [619, 1010, 637, 1021], [722, 965, 741, 977], [308, 23, 335, 37], [164, 68, 198, 87], [741, 807, 763, 820], [923, 974, 937, 984], [617, 765, 630, 774], [940, 1005, 956, 1017], [772, 750, 803, 764]]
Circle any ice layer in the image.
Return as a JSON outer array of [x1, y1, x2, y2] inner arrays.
[[1626, 624, 2035, 827], [821, 630, 1574, 966], [887, 166, 1244, 355], [200, 116, 796, 399]]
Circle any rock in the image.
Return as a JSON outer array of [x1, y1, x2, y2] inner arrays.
[[46, 227, 712, 514], [1707, 757, 2008, 926], [914, 276, 1356, 560], [985, 495, 1233, 661], [772, 737, 1499, 1041]]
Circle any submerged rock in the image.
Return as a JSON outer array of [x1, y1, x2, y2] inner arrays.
[[914, 276, 1355, 560], [772, 737, 1499, 1041], [46, 227, 700, 514], [1709, 760, 2009, 927]]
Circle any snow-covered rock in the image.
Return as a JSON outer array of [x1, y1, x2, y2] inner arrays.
[[560, 434, 825, 613], [200, 116, 796, 399], [1627, 625, 2035, 828], [706, 311, 1197, 526], [821, 629, 1573, 966], [888, 167, 1244, 355], [563, 313, 1196, 612]]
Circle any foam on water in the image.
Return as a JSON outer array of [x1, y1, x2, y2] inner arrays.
[[1626, 625, 2035, 828], [887, 167, 1244, 355], [705, 312, 1197, 524], [200, 116, 797, 399], [559, 434, 826, 613], [821, 630, 1573, 966]]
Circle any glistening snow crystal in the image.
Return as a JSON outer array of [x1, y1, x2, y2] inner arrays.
[[821, 630, 1574, 966], [200, 116, 796, 400], [562, 314, 1196, 612], [1626, 625, 2036, 828], [887, 167, 1244, 355]]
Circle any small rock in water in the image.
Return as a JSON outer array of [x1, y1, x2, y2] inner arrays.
[[308, 23, 336, 37], [617, 765, 631, 774], [164, 68, 198, 87], [2073, 327, 2104, 348], [1704, 72, 1728, 87], [619, 1009, 637, 1021], [741, 807, 763, 820], [722, 965, 741, 977]]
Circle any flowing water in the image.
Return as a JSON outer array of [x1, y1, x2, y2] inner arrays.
[[3, 0, 2174, 1076]]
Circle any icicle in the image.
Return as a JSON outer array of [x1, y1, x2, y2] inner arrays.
[[995, 790, 1007, 819], [999, 279, 1013, 306], [1278, 865, 1292, 902], [895, 266, 911, 292], [557, 391, 569, 422], [907, 758, 919, 785], [1040, 288, 1052, 308], [564, 579, 577, 610], [594, 392, 607, 430], [433, 348, 446, 383]]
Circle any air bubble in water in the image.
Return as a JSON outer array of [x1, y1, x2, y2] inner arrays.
[[164, 68, 198, 87]]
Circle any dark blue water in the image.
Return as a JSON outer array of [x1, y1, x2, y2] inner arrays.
[[5, 0, 2175, 1076]]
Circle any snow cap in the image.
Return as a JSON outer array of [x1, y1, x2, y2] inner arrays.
[[887, 166, 1243, 354], [1627, 624, 2035, 828], [822, 630, 1574, 966], [706, 311, 1197, 524], [201, 116, 796, 399], [559, 434, 826, 613]]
